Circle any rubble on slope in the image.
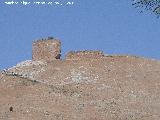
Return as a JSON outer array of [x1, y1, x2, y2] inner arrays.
[[2, 60, 47, 82]]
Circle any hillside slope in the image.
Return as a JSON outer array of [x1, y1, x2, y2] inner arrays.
[[1, 56, 160, 120]]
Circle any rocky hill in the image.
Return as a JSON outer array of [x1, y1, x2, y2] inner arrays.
[[1, 55, 160, 120]]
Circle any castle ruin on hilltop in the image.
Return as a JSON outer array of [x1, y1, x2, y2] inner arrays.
[[65, 50, 104, 60], [32, 37, 104, 61], [32, 37, 61, 61]]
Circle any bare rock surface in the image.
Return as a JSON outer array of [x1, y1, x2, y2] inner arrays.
[[1, 55, 160, 120]]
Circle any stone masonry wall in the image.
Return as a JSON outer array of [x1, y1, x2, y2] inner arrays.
[[32, 38, 61, 61], [65, 50, 104, 60]]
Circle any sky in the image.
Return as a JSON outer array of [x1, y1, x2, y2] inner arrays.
[[0, 0, 160, 70]]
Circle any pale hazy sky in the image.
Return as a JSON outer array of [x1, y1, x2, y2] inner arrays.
[[0, 0, 160, 69]]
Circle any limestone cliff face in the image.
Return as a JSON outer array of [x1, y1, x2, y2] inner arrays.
[[1, 55, 160, 120]]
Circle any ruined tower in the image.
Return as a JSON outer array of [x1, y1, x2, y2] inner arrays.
[[32, 37, 61, 61], [65, 50, 104, 60]]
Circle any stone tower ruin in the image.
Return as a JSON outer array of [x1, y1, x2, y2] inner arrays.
[[32, 37, 61, 61], [65, 50, 104, 60]]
